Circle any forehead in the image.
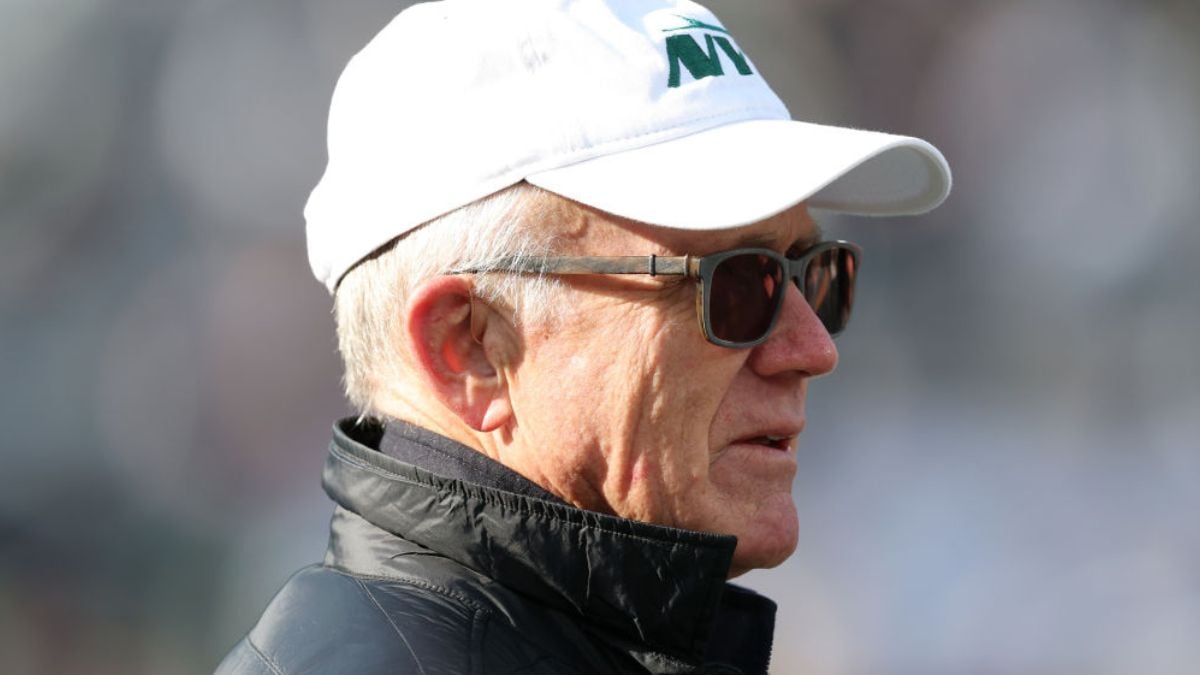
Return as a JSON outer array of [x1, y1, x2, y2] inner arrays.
[[546, 194, 821, 256]]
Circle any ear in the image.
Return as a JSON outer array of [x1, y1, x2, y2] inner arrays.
[[405, 276, 514, 432]]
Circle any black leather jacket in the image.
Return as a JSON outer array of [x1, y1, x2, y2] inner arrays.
[[215, 419, 776, 674]]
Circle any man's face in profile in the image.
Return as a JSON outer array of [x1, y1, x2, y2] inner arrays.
[[500, 197, 838, 577]]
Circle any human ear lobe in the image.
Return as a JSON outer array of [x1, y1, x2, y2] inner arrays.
[[405, 277, 513, 432]]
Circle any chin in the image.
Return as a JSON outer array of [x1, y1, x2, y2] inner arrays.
[[726, 500, 799, 577]]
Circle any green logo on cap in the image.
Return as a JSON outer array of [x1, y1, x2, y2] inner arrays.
[[663, 16, 753, 88], [662, 16, 730, 35]]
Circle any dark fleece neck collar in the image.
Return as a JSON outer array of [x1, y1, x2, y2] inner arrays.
[[379, 418, 562, 502]]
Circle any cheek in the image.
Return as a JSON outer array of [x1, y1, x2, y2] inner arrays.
[[515, 291, 748, 512], [520, 352, 606, 432], [516, 316, 651, 442], [693, 356, 756, 451], [641, 345, 750, 512]]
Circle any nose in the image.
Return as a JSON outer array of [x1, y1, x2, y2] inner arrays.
[[747, 284, 839, 378]]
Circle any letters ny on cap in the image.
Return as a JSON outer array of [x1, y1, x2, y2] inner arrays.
[[662, 16, 754, 88]]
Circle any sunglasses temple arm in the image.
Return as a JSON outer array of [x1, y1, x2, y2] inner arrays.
[[450, 255, 692, 276]]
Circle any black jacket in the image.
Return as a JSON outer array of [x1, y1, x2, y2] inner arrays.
[[215, 419, 776, 674]]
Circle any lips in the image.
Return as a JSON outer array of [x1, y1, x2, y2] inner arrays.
[[725, 413, 805, 453], [731, 427, 801, 451], [739, 435, 791, 450]]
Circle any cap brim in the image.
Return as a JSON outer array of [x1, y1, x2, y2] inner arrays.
[[526, 118, 951, 230]]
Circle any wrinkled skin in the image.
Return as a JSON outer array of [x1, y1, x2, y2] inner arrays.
[[488, 199, 839, 577]]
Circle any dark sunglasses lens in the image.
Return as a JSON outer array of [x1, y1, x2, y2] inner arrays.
[[802, 247, 857, 335], [709, 253, 785, 343]]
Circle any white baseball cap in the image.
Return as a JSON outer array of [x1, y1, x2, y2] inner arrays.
[[306, 0, 952, 292]]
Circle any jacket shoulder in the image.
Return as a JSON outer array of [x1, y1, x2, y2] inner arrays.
[[216, 564, 487, 675], [216, 562, 629, 674]]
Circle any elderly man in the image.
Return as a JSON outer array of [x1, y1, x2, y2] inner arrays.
[[217, 0, 949, 673]]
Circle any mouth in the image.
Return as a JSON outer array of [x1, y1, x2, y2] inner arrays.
[[734, 434, 794, 451]]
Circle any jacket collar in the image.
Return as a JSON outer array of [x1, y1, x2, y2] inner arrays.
[[321, 417, 749, 663]]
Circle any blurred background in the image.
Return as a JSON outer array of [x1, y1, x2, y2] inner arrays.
[[2, 0, 1197, 672]]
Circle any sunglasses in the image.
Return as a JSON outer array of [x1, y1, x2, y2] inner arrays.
[[451, 240, 861, 349]]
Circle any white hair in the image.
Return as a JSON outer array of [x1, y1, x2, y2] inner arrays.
[[334, 182, 566, 415]]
